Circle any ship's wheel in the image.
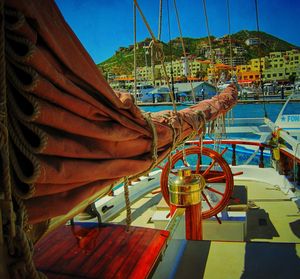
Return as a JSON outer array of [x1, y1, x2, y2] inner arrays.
[[160, 146, 234, 221]]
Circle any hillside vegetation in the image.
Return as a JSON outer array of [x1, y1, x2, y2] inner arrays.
[[98, 30, 299, 77]]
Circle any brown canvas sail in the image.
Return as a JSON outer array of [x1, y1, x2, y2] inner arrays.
[[2, 0, 238, 229]]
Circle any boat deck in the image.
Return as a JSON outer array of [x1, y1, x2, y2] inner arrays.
[[109, 177, 299, 243], [154, 240, 300, 279], [45, 166, 300, 278], [108, 166, 300, 278]]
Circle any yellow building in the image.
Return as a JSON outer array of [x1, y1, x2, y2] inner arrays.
[[238, 71, 260, 83], [262, 49, 300, 82], [135, 58, 209, 85], [249, 57, 267, 71], [236, 49, 300, 83]]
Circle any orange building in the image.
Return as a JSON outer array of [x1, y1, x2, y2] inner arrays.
[[237, 71, 260, 83]]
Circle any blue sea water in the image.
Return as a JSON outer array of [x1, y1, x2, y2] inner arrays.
[[140, 103, 285, 122]]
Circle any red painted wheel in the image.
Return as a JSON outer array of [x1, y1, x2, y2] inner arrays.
[[160, 146, 234, 220]]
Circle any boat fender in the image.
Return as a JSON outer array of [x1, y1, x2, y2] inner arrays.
[[271, 129, 281, 161]]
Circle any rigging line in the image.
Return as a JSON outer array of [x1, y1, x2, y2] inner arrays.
[[133, 0, 177, 112], [133, 1, 137, 104], [133, 0, 156, 40], [173, 0, 196, 103], [202, 0, 216, 88], [226, 0, 234, 76], [158, 0, 163, 40], [166, 0, 176, 107], [254, 0, 268, 118]]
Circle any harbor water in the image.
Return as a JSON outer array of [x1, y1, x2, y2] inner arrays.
[[140, 103, 287, 122]]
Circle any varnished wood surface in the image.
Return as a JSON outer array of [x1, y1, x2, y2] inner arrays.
[[34, 223, 169, 278]]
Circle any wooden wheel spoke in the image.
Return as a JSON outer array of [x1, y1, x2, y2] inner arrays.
[[205, 186, 225, 196], [220, 147, 228, 156], [233, 171, 243, 176], [195, 154, 202, 174], [214, 214, 222, 224], [201, 192, 213, 209], [206, 174, 226, 183], [202, 159, 216, 177]]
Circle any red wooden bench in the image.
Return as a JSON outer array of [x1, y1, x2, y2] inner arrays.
[[34, 223, 170, 279]]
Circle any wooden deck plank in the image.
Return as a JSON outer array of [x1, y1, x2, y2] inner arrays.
[[87, 226, 136, 275], [34, 223, 169, 278], [129, 230, 170, 279], [99, 227, 145, 279], [61, 225, 115, 274], [113, 228, 159, 278], [34, 225, 74, 268]]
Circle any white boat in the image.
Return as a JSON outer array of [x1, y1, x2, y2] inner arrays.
[[275, 87, 300, 140]]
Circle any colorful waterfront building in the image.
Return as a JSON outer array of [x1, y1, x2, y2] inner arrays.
[[235, 49, 300, 83], [262, 49, 300, 82], [135, 58, 210, 86]]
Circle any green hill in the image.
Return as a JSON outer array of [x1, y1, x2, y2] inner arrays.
[[98, 30, 299, 77]]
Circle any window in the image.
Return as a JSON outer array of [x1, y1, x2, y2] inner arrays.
[[267, 74, 271, 78], [279, 73, 283, 77], [273, 73, 277, 77]]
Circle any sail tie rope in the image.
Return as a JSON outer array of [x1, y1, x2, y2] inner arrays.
[[123, 177, 132, 230], [122, 111, 159, 230]]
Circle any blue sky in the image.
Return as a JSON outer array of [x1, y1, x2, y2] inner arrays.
[[55, 0, 300, 64]]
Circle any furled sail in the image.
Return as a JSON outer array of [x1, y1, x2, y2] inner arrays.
[[2, 0, 238, 228]]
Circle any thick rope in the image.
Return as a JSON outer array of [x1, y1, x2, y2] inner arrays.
[[8, 119, 41, 185], [129, 112, 158, 182], [123, 177, 132, 230], [4, 8, 26, 31], [121, 111, 159, 231], [9, 226, 46, 279], [1, 1, 16, 255], [2, 6, 47, 278]]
